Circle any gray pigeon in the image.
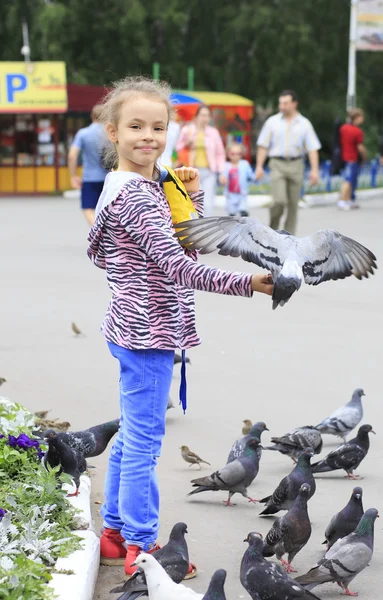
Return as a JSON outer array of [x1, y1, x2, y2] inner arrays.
[[316, 388, 365, 440], [264, 426, 322, 462], [311, 424, 374, 479], [323, 487, 364, 549], [227, 421, 268, 463], [259, 448, 316, 515], [110, 522, 193, 600], [263, 483, 312, 573], [188, 438, 261, 506], [295, 508, 379, 596], [202, 569, 227, 600], [240, 532, 321, 600], [174, 217, 377, 309], [43, 418, 120, 458]]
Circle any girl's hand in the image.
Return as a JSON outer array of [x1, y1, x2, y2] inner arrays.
[[218, 174, 227, 186], [174, 167, 200, 193], [251, 273, 274, 296]]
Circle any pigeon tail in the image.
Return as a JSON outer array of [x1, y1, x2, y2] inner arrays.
[[311, 460, 332, 473], [187, 485, 212, 496], [272, 273, 302, 309], [259, 504, 280, 516]]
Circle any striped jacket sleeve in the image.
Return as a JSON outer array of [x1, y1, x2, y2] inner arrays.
[[118, 183, 253, 297]]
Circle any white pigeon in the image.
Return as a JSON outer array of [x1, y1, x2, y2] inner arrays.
[[316, 388, 365, 440], [132, 553, 203, 600], [174, 217, 377, 309]]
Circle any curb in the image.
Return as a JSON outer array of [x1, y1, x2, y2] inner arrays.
[[48, 475, 100, 600]]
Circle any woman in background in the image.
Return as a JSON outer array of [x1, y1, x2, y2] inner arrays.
[[176, 105, 225, 216]]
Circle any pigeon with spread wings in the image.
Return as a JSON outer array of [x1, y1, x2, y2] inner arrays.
[[174, 217, 377, 309]]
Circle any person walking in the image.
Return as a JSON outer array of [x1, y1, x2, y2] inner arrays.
[[68, 105, 108, 226], [255, 90, 321, 234], [220, 142, 254, 216], [158, 118, 180, 166], [176, 105, 226, 216], [87, 76, 273, 577], [338, 108, 367, 211]]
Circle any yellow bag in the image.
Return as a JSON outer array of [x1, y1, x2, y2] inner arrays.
[[162, 166, 199, 226]]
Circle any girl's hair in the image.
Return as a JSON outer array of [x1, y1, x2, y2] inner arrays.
[[347, 108, 364, 123], [99, 76, 174, 172], [195, 104, 211, 117]]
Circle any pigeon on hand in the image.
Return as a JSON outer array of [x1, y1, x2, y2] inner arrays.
[[311, 424, 374, 479], [323, 487, 364, 549], [180, 445, 211, 469], [174, 217, 377, 309], [295, 508, 379, 596], [174, 352, 191, 365], [43, 418, 119, 459], [227, 421, 268, 464], [316, 388, 366, 440], [202, 570, 227, 600], [264, 426, 322, 462], [188, 438, 261, 506], [71, 322, 83, 336], [241, 532, 321, 599], [242, 419, 253, 435], [130, 553, 203, 600], [44, 432, 87, 496], [263, 483, 312, 573], [110, 522, 195, 600], [259, 448, 316, 515], [0, 377, 7, 387]]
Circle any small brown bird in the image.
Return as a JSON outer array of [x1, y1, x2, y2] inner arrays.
[[242, 419, 253, 435], [180, 445, 211, 469], [71, 322, 83, 336], [34, 410, 51, 420], [0, 378, 7, 387]]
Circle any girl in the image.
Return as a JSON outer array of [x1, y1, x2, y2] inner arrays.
[[220, 142, 255, 217], [87, 76, 273, 577], [176, 105, 226, 216]]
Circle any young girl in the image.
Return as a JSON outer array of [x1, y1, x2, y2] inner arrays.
[[87, 76, 272, 577], [220, 142, 255, 217]]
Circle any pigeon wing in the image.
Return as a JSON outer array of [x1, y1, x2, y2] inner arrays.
[[174, 216, 287, 274], [300, 230, 376, 286]]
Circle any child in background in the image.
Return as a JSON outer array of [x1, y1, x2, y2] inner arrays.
[[219, 142, 255, 216], [87, 76, 273, 578]]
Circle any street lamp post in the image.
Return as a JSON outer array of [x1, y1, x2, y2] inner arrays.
[[346, 0, 359, 110]]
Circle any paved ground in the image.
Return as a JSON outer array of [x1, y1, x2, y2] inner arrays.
[[1, 195, 382, 599]]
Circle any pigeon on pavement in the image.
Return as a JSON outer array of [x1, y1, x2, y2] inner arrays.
[[295, 508, 379, 596], [263, 483, 312, 573], [174, 217, 377, 309], [111, 522, 194, 600], [240, 532, 321, 599], [188, 438, 261, 506], [227, 421, 268, 464], [264, 426, 322, 462], [316, 388, 365, 440], [259, 448, 316, 515], [202, 569, 227, 600], [43, 418, 119, 459], [323, 487, 364, 549], [242, 419, 253, 434], [131, 553, 203, 600], [311, 424, 375, 479], [180, 445, 211, 469], [44, 432, 87, 496]]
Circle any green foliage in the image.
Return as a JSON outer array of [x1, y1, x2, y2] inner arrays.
[[1, 0, 383, 153]]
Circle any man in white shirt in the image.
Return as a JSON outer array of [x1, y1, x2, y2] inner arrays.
[[255, 90, 321, 234]]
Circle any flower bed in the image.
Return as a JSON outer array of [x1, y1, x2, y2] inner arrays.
[[0, 397, 83, 600]]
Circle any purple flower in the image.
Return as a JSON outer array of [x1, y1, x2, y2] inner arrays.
[[0, 434, 4, 439], [0, 509, 5, 521], [6, 433, 43, 456]]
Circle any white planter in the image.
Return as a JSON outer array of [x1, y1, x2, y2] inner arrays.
[[48, 475, 100, 600]]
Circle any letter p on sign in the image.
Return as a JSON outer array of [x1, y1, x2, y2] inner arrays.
[[6, 74, 28, 103]]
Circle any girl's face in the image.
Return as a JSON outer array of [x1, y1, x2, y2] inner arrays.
[[228, 145, 243, 164], [196, 108, 211, 128], [107, 96, 168, 176]]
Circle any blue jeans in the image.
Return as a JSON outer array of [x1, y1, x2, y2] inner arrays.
[[225, 192, 247, 215], [342, 161, 359, 201], [101, 342, 174, 550]]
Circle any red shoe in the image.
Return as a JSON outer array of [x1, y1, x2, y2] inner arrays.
[[124, 543, 160, 578], [100, 528, 126, 566]]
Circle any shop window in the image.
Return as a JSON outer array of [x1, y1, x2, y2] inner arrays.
[[0, 116, 15, 166], [15, 115, 36, 166]]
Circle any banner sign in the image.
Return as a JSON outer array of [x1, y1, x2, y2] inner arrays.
[[0, 62, 67, 113], [357, 0, 383, 51]]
